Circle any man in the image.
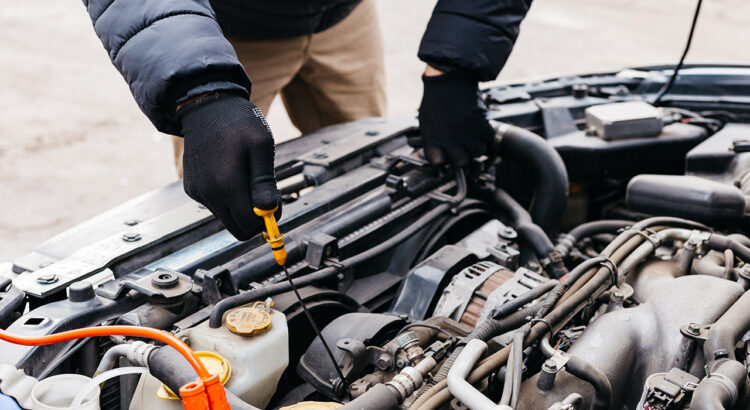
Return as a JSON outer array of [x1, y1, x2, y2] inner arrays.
[[83, 0, 531, 240]]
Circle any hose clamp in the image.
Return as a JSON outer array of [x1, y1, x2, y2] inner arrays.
[[630, 229, 661, 249], [598, 257, 619, 286], [530, 318, 554, 335], [707, 372, 739, 404], [127, 340, 156, 367]]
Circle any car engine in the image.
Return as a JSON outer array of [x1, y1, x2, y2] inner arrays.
[[2, 65, 750, 410]]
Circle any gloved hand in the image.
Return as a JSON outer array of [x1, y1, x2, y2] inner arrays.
[[418, 71, 495, 167], [177, 93, 280, 240]]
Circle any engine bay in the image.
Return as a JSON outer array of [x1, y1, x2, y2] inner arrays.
[[3, 65, 750, 409]]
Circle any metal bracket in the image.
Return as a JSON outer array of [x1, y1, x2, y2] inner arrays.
[[337, 338, 395, 374], [119, 269, 193, 302], [192, 267, 237, 305], [304, 233, 339, 269], [13, 202, 212, 298], [680, 323, 710, 342], [545, 350, 572, 374]]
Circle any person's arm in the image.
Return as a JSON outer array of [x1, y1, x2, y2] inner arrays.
[[83, 0, 280, 240], [419, 0, 532, 81], [417, 0, 533, 166], [83, 0, 251, 134]]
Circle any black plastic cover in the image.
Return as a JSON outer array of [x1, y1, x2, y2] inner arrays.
[[551, 123, 706, 183], [626, 174, 747, 222]]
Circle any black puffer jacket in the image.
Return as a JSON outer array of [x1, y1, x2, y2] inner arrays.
[[83, 0, 532, 135]]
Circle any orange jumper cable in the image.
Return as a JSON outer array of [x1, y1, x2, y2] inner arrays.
[[0, 325, 230, 409]]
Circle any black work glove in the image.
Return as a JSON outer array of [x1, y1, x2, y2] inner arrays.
[[418, 71, 495, 167], [177, 93, 280, 241]]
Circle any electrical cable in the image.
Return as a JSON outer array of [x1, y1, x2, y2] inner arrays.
[[0, 325, 208, 378], [653, 0, 704, 105], [281, 264, 346, 384]]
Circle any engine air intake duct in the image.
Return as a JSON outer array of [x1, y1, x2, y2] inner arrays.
[[626, 174, 748, 223]]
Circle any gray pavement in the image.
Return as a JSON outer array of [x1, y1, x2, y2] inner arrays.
[[1, 0, 748, 260]]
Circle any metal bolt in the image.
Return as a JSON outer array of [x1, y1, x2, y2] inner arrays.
[[152, 271, 179, 289], [542, 359, 558, 373], [572, 84, 589, 99], [376, 354, 393, 370], [365, 130, 379, 137], [498, 226, 517, 240], [123, 219, 139, 226], [611, 291, 625, 304], [37, 273, 58, 285], [687, 323, 701, 335], [122, 232, 142, 242]]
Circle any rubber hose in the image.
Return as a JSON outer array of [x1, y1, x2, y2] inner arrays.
[[708, 234, 750, 264], [147, 346, 258, 409], [689, 359, 747, 410], [492, 189, 555, 257], [496, 124, 569, 234], [491, 189, 567, 278], [209, 266, 338, 328], [538, 256, 609, 318], [415, 218, 696, 409], [430, 304, 541, 387], [555, 220, 633, 256], [338, 384, 400, 410], [509, 330, 524, 408], [704, 290, 750, 361], [566, 355, 612, 410], [491, 279, 557, 320], [694, 251, 728, 278]]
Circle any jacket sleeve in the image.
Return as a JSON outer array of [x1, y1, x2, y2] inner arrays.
[[82, 0, 252, 135], [418, 0, 533, 82]]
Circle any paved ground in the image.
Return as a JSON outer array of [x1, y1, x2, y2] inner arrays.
[[2, 0, 748, 261]]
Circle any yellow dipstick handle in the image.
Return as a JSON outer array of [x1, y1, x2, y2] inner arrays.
[[253, 206, 287, 266]]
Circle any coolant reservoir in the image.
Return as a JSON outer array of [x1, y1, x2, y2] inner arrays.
[[31, 374, 100, 410], [130, 306, 288, 409], [188, 306, 289, 407]]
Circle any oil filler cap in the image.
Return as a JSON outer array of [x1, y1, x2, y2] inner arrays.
[[225, 303, 273, 335]]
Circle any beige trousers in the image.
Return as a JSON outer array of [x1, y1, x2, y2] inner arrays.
[[172, 0, 386, 175]]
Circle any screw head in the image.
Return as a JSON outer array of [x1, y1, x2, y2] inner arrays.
[[122, 232, 142, 242], [611, 291, 625, 303], [365, 130, 379, 137], [123, 219, 139, 226], [312, 152, 328, 159], [37, 273, 58, 285], [687, 323, 701, 335]]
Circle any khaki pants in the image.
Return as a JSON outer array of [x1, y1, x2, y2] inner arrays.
[[172, 0, 386, 175]]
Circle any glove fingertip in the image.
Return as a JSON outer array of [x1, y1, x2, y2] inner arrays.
[[424, 145, 447, 167], [251, 183, 281, 211]]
